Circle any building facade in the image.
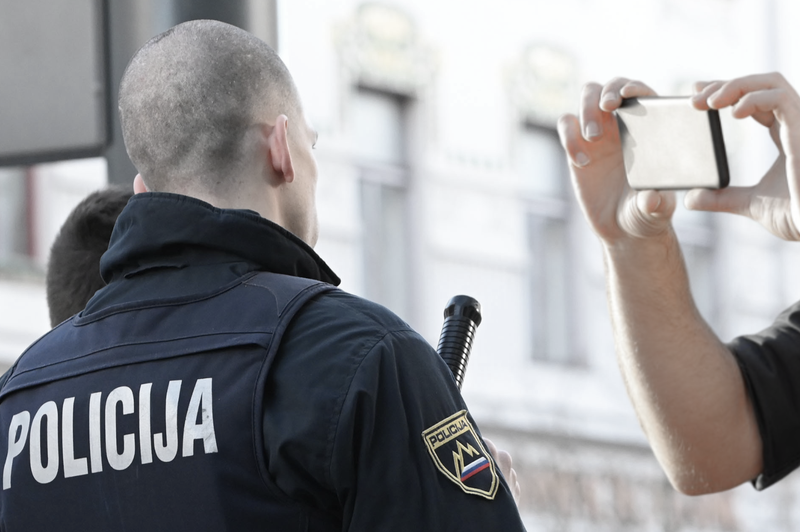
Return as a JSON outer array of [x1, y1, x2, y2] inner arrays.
[[3, 0, 800, 529]]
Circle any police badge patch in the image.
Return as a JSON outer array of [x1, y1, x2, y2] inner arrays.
[[422, 410, 498, 500]]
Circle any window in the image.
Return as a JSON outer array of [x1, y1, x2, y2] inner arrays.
[[519, 124, 577, 364], [674, 199, 718, 326], [353, 88, 411, 320], [518, 124, 566, 198]]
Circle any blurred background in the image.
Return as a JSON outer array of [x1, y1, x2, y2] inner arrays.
[[2, 0, 800, 530]]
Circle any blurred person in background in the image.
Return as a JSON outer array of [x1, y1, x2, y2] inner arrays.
[[46, 186, 132, 326], [559, 72, 800, 495]]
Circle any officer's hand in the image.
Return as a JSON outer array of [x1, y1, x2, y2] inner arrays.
[[558, 78, 676, 246], [483, 438, 520, 506], [686, 73, 800, 240]]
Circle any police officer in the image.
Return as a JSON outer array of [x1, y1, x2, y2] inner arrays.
[[0, 20, 525, 531]]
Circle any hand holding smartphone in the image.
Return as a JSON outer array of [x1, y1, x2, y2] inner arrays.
[[615, 97, 730, 190]]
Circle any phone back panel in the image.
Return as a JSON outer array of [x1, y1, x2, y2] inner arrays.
[[615, 97, 729, 190]]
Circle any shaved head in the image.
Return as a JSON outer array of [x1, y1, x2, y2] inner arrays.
[[119, 20, 299, 194]]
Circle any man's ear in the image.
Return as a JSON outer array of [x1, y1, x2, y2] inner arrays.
[[265, 114, 295, 184], [133, 174, 148, 194]]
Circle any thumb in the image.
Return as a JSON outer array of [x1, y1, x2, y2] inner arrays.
[[619, 190, 675, 238], [685, 187, 750, 215], [635, 189, 675, 218], [482, 437, 498, 457]]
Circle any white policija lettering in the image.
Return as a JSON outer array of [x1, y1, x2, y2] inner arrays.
[[2, 378, 217, 490]]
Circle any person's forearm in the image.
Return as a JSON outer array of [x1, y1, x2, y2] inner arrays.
[[603, 229, 762, 494]]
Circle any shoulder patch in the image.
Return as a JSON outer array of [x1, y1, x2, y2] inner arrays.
[[422, 410, 498, 500]]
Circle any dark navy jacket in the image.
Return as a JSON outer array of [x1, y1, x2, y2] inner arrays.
[[0, 193, 525, 531]]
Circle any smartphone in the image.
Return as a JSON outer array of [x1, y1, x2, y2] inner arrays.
[[614, 97, 729, 190]]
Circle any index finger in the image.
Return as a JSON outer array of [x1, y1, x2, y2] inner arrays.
[[599, 78, 658, 112], [706, 73, 794, 110], [579, 82, 604, 140], [691, 80, 725, 110]]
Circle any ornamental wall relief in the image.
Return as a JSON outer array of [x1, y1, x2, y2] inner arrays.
[[335, 2, 437, 96], [508, 44, 580, 128]]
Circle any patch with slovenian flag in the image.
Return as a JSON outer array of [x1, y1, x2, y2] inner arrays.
[[422, 410, 498, 499]]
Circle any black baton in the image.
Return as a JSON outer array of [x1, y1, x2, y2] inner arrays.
[[436, 295, 482, 390]]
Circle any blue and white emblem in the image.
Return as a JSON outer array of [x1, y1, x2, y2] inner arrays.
[[422, 410, 498, 499]]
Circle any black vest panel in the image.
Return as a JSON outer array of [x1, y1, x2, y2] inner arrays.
[[0, 272, 334, 531]]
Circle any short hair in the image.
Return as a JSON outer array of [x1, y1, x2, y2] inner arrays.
[[118, 20, 299, 194], [46, 186, 133, 326]]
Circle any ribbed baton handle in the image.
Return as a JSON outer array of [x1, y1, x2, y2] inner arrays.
[[436, 295, 482, 390]]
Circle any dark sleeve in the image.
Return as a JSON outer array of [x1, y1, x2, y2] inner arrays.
[[728, 300, 800, 490], [330, 329, 525, 532]]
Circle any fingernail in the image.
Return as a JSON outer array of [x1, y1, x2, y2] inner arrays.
[[602, 91, 617, 104], [585, 121, 600, 138], [575, 152, 590, 167]]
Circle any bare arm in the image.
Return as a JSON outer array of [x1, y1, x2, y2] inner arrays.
[[558, 78, 764, 494], [604, 231, 761, 494]]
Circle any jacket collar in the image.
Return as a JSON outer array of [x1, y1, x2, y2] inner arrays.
[[100, 192, 340, 286]]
